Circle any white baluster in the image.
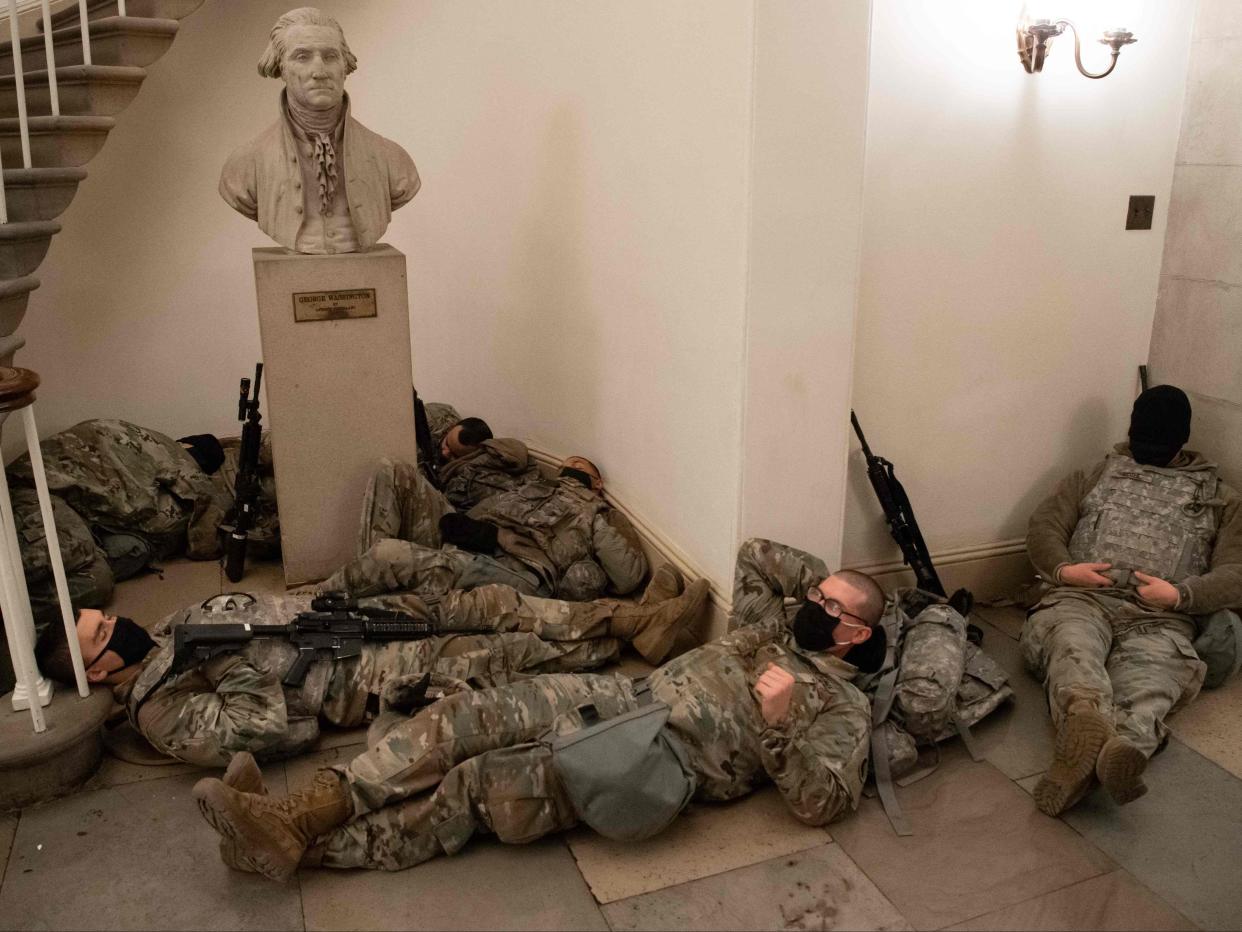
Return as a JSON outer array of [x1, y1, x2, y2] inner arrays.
[[21, 405, 87, 696], [39, 0, 59, 117], [116, 0, 125, 18], [0, 420, 47, 732], [5, 0, 31, 169], [77, 0, 90, 67]]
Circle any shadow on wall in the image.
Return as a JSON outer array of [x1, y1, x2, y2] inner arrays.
[[1000, 394, 1115, 543], [495, 105, 601, 454]]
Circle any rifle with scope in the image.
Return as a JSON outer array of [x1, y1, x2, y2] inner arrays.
[[220, 363, 264, 583], [171, 600, 445, 687]]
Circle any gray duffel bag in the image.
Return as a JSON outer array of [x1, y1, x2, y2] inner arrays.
[[544, 699, 696, 842]]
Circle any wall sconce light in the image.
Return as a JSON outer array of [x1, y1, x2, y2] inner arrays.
[[1017, 16, 1136, 79]]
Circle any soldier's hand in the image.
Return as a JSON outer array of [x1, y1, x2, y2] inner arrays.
[[1058, 562, 1113, 588], [1133, 571, 1180, 610], [755, 663, 795, 727]]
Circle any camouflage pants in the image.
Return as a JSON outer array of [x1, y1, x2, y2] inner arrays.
[[320, 673, 640, 870], [357, 457, 453, 556], [729, 537, 827, 631], [1021, 590, 1206, 756], [322, 538, 544, 602], [321, 586, 622, 729]]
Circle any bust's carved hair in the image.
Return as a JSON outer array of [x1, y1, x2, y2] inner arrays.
[[258, 7, 358, 79]]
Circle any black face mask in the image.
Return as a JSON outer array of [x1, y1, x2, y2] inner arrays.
[[1129, 439, 1180, 468], [559, 467, 595, 490], [98, 616, 156, 668], [792, 600, 839, 652]]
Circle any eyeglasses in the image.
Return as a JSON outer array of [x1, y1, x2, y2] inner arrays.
[[806, 587, 869, 629]]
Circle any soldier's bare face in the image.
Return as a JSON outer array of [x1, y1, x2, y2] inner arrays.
[[281, 25, 346, 112]]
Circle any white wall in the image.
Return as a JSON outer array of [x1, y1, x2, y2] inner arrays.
[[739, 0, 871, 569], [12, 0, 758, 585], [843, 0, 1196, 575]]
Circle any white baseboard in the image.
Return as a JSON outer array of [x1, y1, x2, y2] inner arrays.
[[527, 445, 1034, 640]]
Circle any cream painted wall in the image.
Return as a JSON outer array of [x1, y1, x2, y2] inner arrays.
[[843, 0, 1196, 575], [10, 0, 756, 585], [739, 0, 871, 569]]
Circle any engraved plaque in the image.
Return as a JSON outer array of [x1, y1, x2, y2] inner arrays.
[[293, 288, 378, 322]]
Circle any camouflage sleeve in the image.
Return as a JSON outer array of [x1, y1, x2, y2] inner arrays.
[[1026, 461, 1104, 581], [592, 510, 648, 595], [154, 654, 291, 766], [1178, 483, 1242, 614], [730, 538, 828, 630], [757, 682, 872, 826]]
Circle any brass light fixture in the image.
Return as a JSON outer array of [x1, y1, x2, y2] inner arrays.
[[1017, 15, 1137, 79]]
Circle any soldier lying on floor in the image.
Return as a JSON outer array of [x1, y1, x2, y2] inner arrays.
[[35, 568, 707, 769], [8, 419, 279, 632], [342, 453, 648, 604], [188, 539, 887, 880]]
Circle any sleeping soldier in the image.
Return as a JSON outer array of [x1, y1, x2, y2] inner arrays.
[[35, 567, 708, 769], [189, 539, 883, 881], [1023, 384, 1242, 815]]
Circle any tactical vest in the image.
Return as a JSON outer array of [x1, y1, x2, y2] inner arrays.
[[1068, 454, 1220, 582]]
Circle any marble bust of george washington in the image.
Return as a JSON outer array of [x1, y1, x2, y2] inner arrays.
[[219, 7, 420, 255]]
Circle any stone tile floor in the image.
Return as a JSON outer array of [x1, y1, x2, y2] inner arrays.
[[2, 562, 1240, 931]]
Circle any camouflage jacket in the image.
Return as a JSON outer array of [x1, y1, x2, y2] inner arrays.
[[1028, 444, 1242, 615], [649, 611, 871, 826], [8, 419, 223, 561], [467, 477, 648, 599], [439, 438, 540, 510]]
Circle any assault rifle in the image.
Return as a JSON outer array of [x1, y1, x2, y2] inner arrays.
[[850, 410, 977, 632], [221, 363, 264, 583], [171, 603, 442, 687]]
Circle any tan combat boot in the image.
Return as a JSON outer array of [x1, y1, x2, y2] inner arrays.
[[193, 769, 352, 882], [610, 578, 709, 665], [1033, 700, 1115, 817], [639, 563, 685, 606], [218, 752, 268, 873], [1096, 735, 1149, 805]]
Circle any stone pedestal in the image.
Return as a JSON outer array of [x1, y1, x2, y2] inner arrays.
[[253, 245, 419, 585], [0, 686, 110, 811]]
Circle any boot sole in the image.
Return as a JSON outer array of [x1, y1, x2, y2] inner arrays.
[[192, 779, 298, 883], [1033, 708, 1112, 817], [1097, 738, 1149, 806]]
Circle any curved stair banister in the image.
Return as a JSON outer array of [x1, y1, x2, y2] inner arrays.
[[0, 0, 204, 743]]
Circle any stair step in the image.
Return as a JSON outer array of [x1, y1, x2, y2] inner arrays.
[[0, 64, 145, 118], [0, 331, 25, 366], [0, 274, 38, 337], [0, 16, 178, 77], [0, 114, 115, 168], [1, 167, 87, 221], [44, 0, 205, 32], [0, 219, 59, 278]]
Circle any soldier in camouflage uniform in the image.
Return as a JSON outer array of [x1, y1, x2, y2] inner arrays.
[[189, 538, 884, 881], [1022, 386, 1242, 816], [36, 568, 708, 769], [344, 454, 647, 604]]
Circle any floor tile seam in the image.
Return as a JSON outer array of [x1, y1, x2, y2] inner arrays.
[[1163, 735, 1242, 785], [925, 866, 1122, 931], [593, 840, 858, 911], [1112, 865, 1204, 931], [0, 811, 18, 895], [813, 839, 921, 931], [557, 835, 614, 927]]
